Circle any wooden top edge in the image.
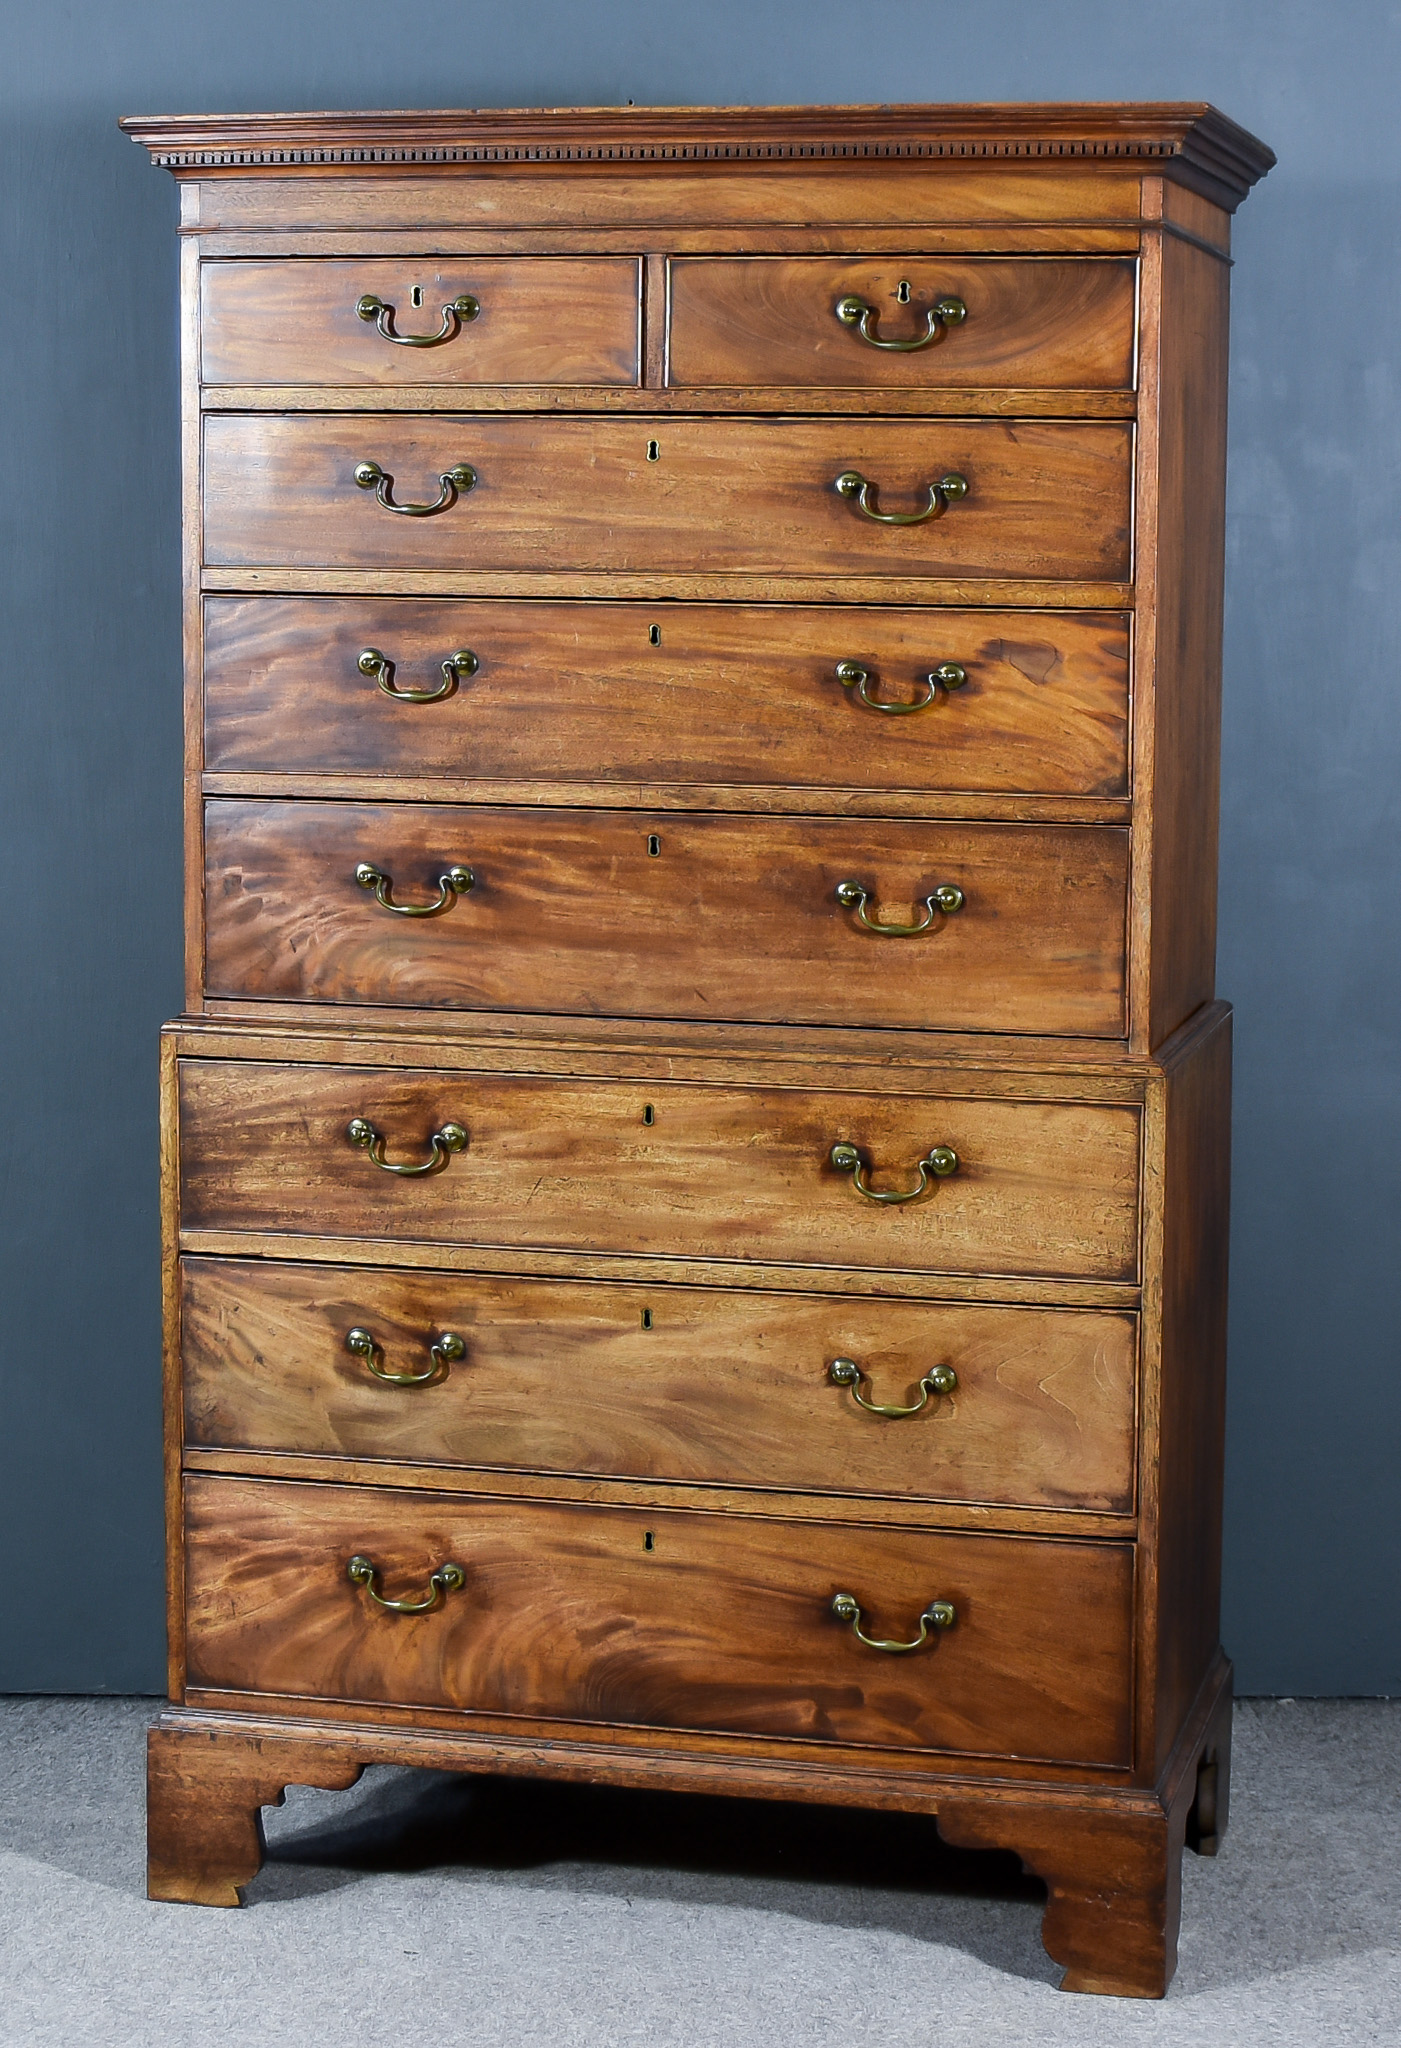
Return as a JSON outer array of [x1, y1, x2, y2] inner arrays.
[[161, 1000, 1231, 1080], [118, 101, 1274, 207]]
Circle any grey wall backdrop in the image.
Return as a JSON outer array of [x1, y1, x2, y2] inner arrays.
[[1, 0, 1397, 1695]]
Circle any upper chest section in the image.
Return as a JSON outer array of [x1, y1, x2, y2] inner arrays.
[[131, 101, 1265, 421]]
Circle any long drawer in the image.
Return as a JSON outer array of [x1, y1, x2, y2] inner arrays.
[[177, 1059, 1142, 1282], [183, 1474, 1135, 1765], [181, 1257, 1138, 1511], [202, 800, 1129, 1036], [666, 256, 1138, 389], [201, 258, 642, 387], [202, 416, 1132, 580], [202, 597, 1131, 796]]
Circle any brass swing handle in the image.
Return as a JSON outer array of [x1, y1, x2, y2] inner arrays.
[[355, 861, 474, 916], [347, 1117, 468, 1175], [358, 647, 479, 703], [347, 1555, 466, 1614], [834, 292, 967, 352], [835, 469, 968, 526], [831, 1591, 956, 1653], [836, 659, 967, 714], [346, 1326, 466, 1387], [829, 1357, 957, 1418], [354, 459, 477, 516], [829, 1141, 958, 1204], [835, 878, 964, 935], [356, 291, 480, 346]]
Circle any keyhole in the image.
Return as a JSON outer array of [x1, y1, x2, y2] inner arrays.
[[642, 1103, 655, 1125], [411, 285, 424, 308], [643, 1531, 655, 1551], [641, 1306, 653, 1329], [897, 279, 911, 303], [647, 834, 661, 856], [646, 439, 660, 461], [649, 624, 661, 646]]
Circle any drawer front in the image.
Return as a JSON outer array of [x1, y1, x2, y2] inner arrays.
[[668, 257, 1137, 390], [202, 597, 1130, 798], [177, 1060, 1142, 1282], [182, 1258, 1138, 1512], [184, 1475, 1135, 1765], [201, 258, 642, 387], [203, 800, 1128, 1037], [202, 415, 1132, 581]]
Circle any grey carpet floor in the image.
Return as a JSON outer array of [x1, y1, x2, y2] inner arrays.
[[0, 1698, 1397, 2047]]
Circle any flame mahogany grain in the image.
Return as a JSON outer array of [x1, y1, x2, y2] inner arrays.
[[202, 798, 1129, 1036], [667, 256, 1136, 390], [201, 257, 641, 388], [175, 1055, 1143, 1284], [181, 1474, 1136, 1765], [201, 597, 1131, 797], [180, 1256, 1139, 1512], [201, 414, 1132, 582]]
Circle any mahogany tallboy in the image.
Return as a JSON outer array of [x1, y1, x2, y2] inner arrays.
[[123, 102, 1272, 1997]]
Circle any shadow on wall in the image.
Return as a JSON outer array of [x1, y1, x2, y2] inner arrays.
[[1218, 178, 1401, 1694], [0, 114, 181, 1690]]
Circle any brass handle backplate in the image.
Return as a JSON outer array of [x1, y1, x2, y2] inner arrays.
[[358, 647, 479, 703], [347, 1555, 466, 1613], [356, 292, 480, 346], [346, 1326, 466, 1387], [834, 292, 967, 352], [835, 469, 969, 526], [347, 1117, 468, 1175], [835, 878, 965, 936], [829, 1141, 958, 1204], [835, 659, 968, 714], [831, 1591, 956, 1652], [353, 459, 477, 516], [829, 1357, 957, 1418], [355, 861, 474, 916]]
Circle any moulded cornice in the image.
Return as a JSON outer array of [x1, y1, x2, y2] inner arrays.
[[119, 102, 1275, 211]]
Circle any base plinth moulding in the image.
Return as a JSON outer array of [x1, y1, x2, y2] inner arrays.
[[147, 1656, 1231, 1998]]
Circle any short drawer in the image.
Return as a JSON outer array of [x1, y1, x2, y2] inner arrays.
[[177, 1060, 1142, 1283], [202, 597, 1130, 798], [183, 1475, 1135, 1765], [202, 415, 1132, 582], [201, 258, 641, 386], [202, 800, 1128, 1037], [182, 1258, 1139, 1512], [667, 256, 1137, 390]]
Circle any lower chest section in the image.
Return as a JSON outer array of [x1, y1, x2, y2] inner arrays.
[[169, 1023, 1177, 1783]]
